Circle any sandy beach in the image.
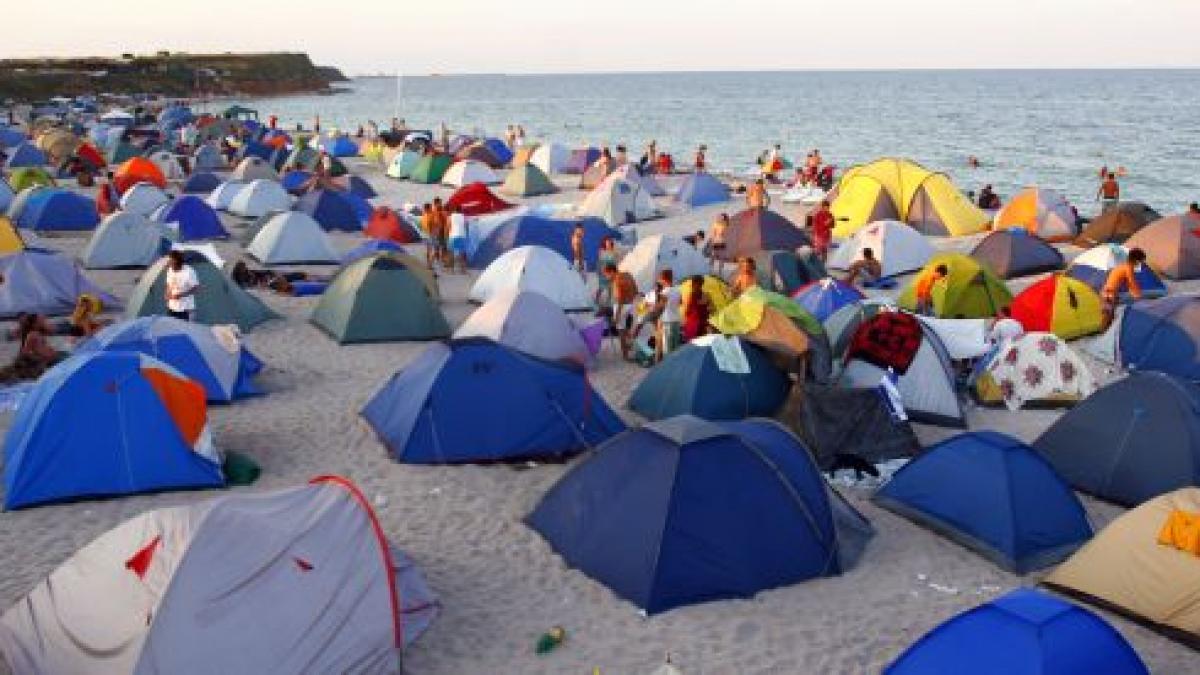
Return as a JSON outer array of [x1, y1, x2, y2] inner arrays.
[[1, 161, 1197, 675]]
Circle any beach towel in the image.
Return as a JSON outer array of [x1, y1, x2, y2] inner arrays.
[[1158, 510, 1200, 555], [692, 334, 751, 374], [290, 281, 328, 296]]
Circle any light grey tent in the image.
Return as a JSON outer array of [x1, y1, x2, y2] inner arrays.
[[0, 250, 120, 318], [193, 143, 225, 171], [0, 478, 439, 673], [127, 250, 278, 330], [81, 212, 170, 269], [1034, 371, 1200, 507], [454, 288, 591, 365], [247, 211, 339, 265], [311, 253, 449, 344]]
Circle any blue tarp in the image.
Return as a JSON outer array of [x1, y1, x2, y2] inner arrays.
[[16, 189, 99, 231], [3, 352, 225, 509], [158, 196, 228, 241], [887, 588, 1148, 675], [297, 189, 362, 232], [527, 416, 873, 614], [874, 431, 1092, 573], [361, 338, 625, 463], [469, 215, 619, 270]]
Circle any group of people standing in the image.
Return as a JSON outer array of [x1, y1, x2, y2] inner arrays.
[[419, 198, 468, 274]]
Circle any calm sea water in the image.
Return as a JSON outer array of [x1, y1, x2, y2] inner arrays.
[[223, 70, 1199, 214]]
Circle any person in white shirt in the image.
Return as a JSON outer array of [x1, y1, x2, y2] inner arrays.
[[165, 250, 200, 321], [447, 205, 468, 274], [989, 306, 1024, 346], [656, 269, 682, 362]]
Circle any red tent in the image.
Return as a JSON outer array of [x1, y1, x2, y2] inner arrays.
[[365, 207, 421, 244], [446, 182, 513, 216], [76, 142, 107, 169], [113, 157, 167, 194]]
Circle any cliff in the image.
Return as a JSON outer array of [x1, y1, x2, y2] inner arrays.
[[0, 52, 348, 101]]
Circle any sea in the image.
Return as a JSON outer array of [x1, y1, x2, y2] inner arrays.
[[222, 70, 1200, 214]]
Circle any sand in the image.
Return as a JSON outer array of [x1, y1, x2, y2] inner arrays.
[[1, 161, 1197, 675]]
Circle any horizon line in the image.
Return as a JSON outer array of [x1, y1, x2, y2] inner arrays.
[[347, 65, 1200, 78]]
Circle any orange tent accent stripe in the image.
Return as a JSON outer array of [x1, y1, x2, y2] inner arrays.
[[141, 368, 207, 446]]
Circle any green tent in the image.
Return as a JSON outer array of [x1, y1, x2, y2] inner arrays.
[[285, 144, 320, 171], [500, 164, 557, 197], [386, 150, 422, 179], [409, 154, 452, 184], [126, 251, 279, 331], [8, 167, 55, 192], [310, 253, 449, 344], [899, 252, 1013, 319]]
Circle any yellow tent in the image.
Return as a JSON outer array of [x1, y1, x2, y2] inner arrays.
[[831, 157, 989, 238], [0, 216, 24, 254], [709, 287, 817, 359], [35, 129, 80, 164], [898, 253, 1013, 319], [1044, 488, 1200, 649], [678, 275, 733, 314]]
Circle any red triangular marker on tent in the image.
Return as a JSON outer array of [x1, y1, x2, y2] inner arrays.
[[125, 536, 161, 579]]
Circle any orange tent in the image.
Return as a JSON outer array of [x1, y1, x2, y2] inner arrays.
[[364, 207, 420, 244], [113, 157, 167, 194]]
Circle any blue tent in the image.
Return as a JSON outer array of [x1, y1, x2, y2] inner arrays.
[[238, 140, 276, 163], [342, 191, 373, 224], [469, 215, 619, 270], [342, 175, 377, 198], [341, 239, 405, 268], [0, 126, 26, 148], [3, 352, 225, 509], [297, 189, 362, 232], [281, 170, 313, 195], [874, 431, 1092, 573], [15, 189, 99, 231], [527, 416, 874, 614], [1110, 295, 1200, 380], [181, 171, 221, 194], [7, 142, 47, 168], [158, 195, 228, 241], [76, 316, 264, 403], [628, 339, 790, 420], [320, 136, 360, 157], [563, 147, 600, 174], [674, 172, 730, 208], [887, 588, 1148, 675], [792, 279, 865, 322], [361, 338, 626, 464], [481, 138, 513, 166], [0, 249, 119, 318]]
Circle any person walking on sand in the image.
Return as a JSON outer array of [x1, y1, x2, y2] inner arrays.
[[811, 200, 834, 262], [654, 269, 682, 362], [914, 264, 948, 316], [165, 250, 200, 322], [1097, 172, 1121, 212], [420, 204, 437, 268], [571, 223, 588, 279], [1101, 247, 1145, 327], [844, 247, 882, 286], [432, 198, 451, 267], [708, 213, 729, 275], [447, 204, 468, 274], [604, 263, 638, 345]]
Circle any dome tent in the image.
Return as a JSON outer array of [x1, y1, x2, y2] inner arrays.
[[1075, 201, 1160, 247], [182, 171, 221, 194], [441, 159, 500, 187], [0, 216, 23, 255], [158, 195, 229, 241], [361, 338, 624, 464], [5, 142, 47, 168], [470, 246, 591, 311], [970, 229, 1064, 279], [886, 588, 1148, 675], [0, 477, 439, 672], [409, 153, 452, 184], [81, 212, 170, 269], [709, 287, 831, 377], [874, 431, 1092, 573], [205, 180, 246, 211], [1124, 213, 1200, 280], [385, 149, 421, 179], [3, 352, 223, 509], [785, 383, 920, 471], [628, 337, 790, 421], [247, 211, 340, 265], [1008, 275, 1103, 340], [1066, 244, 1167, 300], [447, 181, 514, 215], [311, 253, 449, 344], [993, 186, 1078, 242], [577, 174, 659, 226], [127, 250, 278, 331], [230, 156, 279, 182], [340, 240, 405, 268], [716, 208, 810, 262], [500, 163, 558, 197], [0, 179, 13, 214], [296, 189, 363, 232], [526, 416, 873, 615], [831, 157, 989, 237], [898, 253, 1013, 319], [119, 182, 170, 217], [113, 157, 166, 193], [318, 134, 360, 157], [673, 172, 730, 208], [1043, 488, 1200, 649], [454, 288, 592, 366], [192, 142, 225, 171], [618, 234, 710, 291], [365, 207, 421, 244], [827, 220, 933, 278], [76, 316, 263, 403], [146, 150, 185, 180], [8, 167, 55, 192], [16, 189, 99, 231], [0, 250, 118, 318], [970, 332, 1096, 409], [227, 179, 290, 218], [531, 142, 571, 175], [1034, 371, 1200, 507], [1087, 296, 1200, 380], [469, 214, 619, 271], [791, 278, 864, 322]]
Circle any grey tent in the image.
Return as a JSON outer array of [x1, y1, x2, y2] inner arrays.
[[81, 212, 170, 269], [1035, 371, 1200, 507], [0, 250, 119, 318], [783, 384, 920, 471], [193, 143, 225, 171], [127, 250, 278, 331], [246, 212, 339, 265], [500, 164, 558, 197], [453, 288, 591, 365], [755, 250, 827, 295], [311, 253, 449, 344], [970, 230, 1065, 279]]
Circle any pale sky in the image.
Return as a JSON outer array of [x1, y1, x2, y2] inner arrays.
[[4, 0, 1198, 75]]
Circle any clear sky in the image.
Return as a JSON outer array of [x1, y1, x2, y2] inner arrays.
[[4, 0, 1198, 74]]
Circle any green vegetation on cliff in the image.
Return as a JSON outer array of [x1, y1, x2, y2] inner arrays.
[[0, 52, 348, 102]]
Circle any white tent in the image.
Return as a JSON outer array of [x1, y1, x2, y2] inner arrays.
[[611, 164, 666, 197], [0, 478, 439, 674], [119, 182, 171, 217], [578, 174, 659, 226], [146, 151, 186, 180], [531, 142, 571, 175], [469, 245, 591, 311], [455, 288, 592, 365], [228, 179, 290, 218], [230, 156, 279, 182], [839, 315, 965, 426], [81, 212, 168, 269], [206, 180, 246, 211], [827, 220, 933, 278], [247, 212, 340, 265], [618, 234, 710, 291], [441, 160, 500, 187]]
